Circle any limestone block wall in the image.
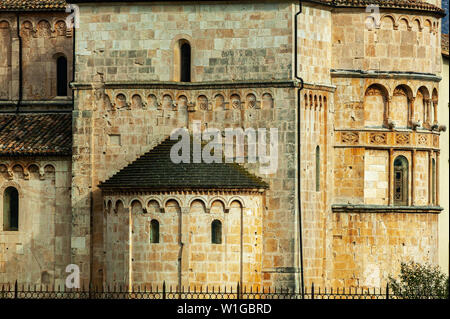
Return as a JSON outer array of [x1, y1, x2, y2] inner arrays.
[[332, 9, 441, 74], [297, 3, 332, 85], [364, 150, 389, 205], [333, 147, 365, 204], [0, 19, 12, 100], [73, 2, 301, 288], [0, 13, 73, 101], [75, 2, 293, 83], [331, 212, 438, 288], [332, 77, 440, 130], [72, 83, 298, 287], [102, 192, 263, 289], [0, 158, 71, 286], [299, 87, 334, 287]]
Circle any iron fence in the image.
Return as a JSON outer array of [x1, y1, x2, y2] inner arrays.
[[0, 281, 446, 300]]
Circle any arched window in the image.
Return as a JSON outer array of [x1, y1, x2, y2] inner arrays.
[[394, 156, 409, 206], [211, 220, 222, 244], [315, 146, 320, 192], [150, 219, 159, 243], [56, 55, 68, 96], [432, 159, 436, 205], [3, 187, 19, 231], [180, 42, 191, 82]]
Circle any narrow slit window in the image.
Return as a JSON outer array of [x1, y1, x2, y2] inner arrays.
[[56, 56, 68, 96], [315, 146, 320, 192], [180, 42, 191, 82], [150, 219, 159, 243], [432, 158, 436, 205], [211, 220, 222, 244], [3, 187, 19, 231]]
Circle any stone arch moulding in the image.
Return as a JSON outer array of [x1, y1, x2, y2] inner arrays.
[[397, 16, 412, 30], [412, 17, 423, 31], [54, 20, 68, 35], [163, 197, 183, 210], [188, 196, 208, 209], [209, 216, 224, 229], [363, 83, 389, 127], [114, 199, 125, 212], [129, 198, 144, 211], [363, 82, 390, 99], [146, 197, 163, 209], [227, 196, 246, 208], [380, 14, 397, 30], [129, 92, 145, 108], [106, 199, 113, 214], [20, 20, 35, 34], [208, 196, 229, 212], [0, 20, 11, 31], [0, 181, 24, 199]]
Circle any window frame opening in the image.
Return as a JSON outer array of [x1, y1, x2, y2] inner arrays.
[[150, 219, 160, 243], [174, 39, 192, 82], [211, 219, 222, 244], [56, 55, 68, 97], [3, 186, 19, 231], [393, 156, 409, 206], [180, 42, 191, 82], [315, 145, 320, 192], [432, 158, 436, 205]]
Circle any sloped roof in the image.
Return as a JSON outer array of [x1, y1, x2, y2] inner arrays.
[[3, 0, 443, 15], [99, 136, 269, 192], [443, 33, 449, 57], [0, 0, 67, 10], [0, 113, 72, 156], [64, 0, 445, 15], [326, 0, 445, 15]]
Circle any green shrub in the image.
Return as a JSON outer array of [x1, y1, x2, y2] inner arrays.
[[388, 262, 449, 299]]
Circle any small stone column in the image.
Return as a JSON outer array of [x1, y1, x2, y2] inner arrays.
[[408, 96, 415, 127], [433, 100, 438, 125], [128, 205, 133, 291], [425, 98, 432, 127], [388, 148, 394, 206], [411, 149, 416, 206], [436, 151, 440, 206], [384, 97, 392, 127], [428, 151, 433, 205]]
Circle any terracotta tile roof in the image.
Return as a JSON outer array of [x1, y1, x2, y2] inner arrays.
[[307, 0, 445, 15], [65, 0, 445, 14], [99, 135, 269, 191], [0, 0, 67, 11], [443, 33, 449, 57], [0, 113, 72, 156]]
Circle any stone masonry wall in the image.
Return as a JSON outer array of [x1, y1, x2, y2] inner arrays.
[[332, 8, 441, 74], [73, 83, 297, 287], [75, 2, 293, 83], [331, 212, 438, 288], [102, 193, 263, 290], [297, 4, 332, 85], [0, 12, 73, 101], [0, 158, 71, 286]]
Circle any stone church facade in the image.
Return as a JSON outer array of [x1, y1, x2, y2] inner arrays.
[[0, 0, 446, 290]]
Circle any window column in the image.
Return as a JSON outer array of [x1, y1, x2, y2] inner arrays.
[[436, 151, 440, 206]]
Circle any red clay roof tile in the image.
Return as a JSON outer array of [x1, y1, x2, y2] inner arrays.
[[0, 113, 72, 156]]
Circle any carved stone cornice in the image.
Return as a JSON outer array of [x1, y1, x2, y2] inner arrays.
[[335, 129, 440, 150], [332, 204, 443, 214], [70, 80, 302, 91]]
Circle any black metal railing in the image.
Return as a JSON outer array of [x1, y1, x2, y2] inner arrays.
[[0, 281, 445, 300]]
